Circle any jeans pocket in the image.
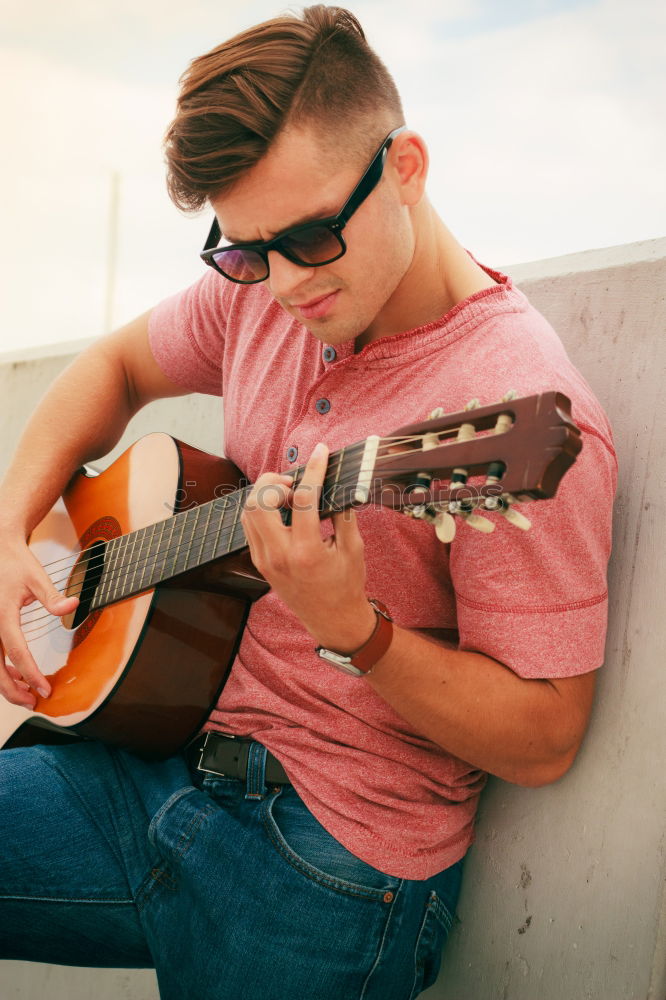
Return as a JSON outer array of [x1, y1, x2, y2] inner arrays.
[[410, 889, 455, 998], [147, 786, 217, 863], [261, 786, 401, 901]]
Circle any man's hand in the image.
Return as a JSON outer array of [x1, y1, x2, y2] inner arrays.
[[0, 534, 78, 708], [240, 443, 377, 652]]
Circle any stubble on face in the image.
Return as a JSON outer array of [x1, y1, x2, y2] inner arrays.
[[281, 196, 416, 347]]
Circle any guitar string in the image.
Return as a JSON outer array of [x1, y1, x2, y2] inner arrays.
[[20, 445, 506, 635], [21, 439, 372, 587], [27, 440, 374, 577], [27, 426, 470, 577], [18, 445, 408, 630], [20, 482, 504, 636], [21, 429, 494, 618], [19, 473, 510, 647], [20, 431, 503, 631], [19, 433, 421, 592]]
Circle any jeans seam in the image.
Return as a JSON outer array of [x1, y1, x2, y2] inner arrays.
[[0, 893, 135, 904], [260, 795, 396, 902], [147, 786, 214, 860], [172, 804, 216, 860], [427, 889, 453, 931], [359, 883, 402, 999], [148, 786, 196, 844], [408, 890, 453, 1000]]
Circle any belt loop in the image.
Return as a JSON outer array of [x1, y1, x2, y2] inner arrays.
[[245, 742, 268, 800]]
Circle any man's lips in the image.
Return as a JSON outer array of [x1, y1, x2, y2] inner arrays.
[[291, 290, 339, 320]]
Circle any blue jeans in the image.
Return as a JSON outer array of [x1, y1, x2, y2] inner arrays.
[[0, 740, 464, 999]]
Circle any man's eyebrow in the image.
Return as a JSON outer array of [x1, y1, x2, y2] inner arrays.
[[223, 204, 339, 245]]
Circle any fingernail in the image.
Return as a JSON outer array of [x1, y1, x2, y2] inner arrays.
[[37, 685, 50, 698], [312, 442, 327, 459]]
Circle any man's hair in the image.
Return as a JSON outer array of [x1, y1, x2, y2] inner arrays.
[[164, 5, 404, 212]]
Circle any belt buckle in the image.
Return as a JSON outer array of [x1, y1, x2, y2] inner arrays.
[[197, 730, 236, 777]]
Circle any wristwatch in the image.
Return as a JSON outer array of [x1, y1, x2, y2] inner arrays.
[[315, 599, 393, 677]]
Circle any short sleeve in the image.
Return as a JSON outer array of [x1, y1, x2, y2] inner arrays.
[[451, 422, 618, 679], [148, 270, 226, 396]]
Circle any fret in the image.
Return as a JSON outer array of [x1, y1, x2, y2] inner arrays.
[[172, 507, 196, 576], [138, 524, 155, 591], [165, 513, 178, 578], [172, 509, 189, 577], [324, 445, 345, 513], [95, 542, 110, 607], [128, 527, 146, 596], [100, 536, 119, 606], [148, 519, 169, 588], [198, 501, 213, 565], [184, 505, 202, 572], [114, 535, 129, 600], [107, 535, 123, 603], [227, 492, 243, 553], [211, 494, 230, 558], [93, 540, 109, 609], [126, 527, 140, 598]]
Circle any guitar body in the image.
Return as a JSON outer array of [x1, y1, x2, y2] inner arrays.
[[2, 433, 267, 758]]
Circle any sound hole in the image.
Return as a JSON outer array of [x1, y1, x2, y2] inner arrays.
[[62, 540, 106, 630]]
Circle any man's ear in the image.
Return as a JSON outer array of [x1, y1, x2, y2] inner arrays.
[[392, 131, 429, 206]]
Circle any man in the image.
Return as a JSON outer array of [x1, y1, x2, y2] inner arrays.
[[0, 6, 616, 999]]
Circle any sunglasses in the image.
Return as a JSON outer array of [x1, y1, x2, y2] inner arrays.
[[200, 126, 406, 285]]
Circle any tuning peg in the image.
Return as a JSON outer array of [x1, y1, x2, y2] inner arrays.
[[493, 413, 513, 435], [501, 389, 517, 402], [434, 510, 456, 543], [428, 406, 445, 420], [464, 398, 480, 411], [497, 506, 532, 530], [460, 512, 495, 533]]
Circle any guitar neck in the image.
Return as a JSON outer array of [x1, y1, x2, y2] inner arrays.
[[92, 437, 377, 609]]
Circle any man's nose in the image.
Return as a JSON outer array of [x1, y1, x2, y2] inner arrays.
[[266, 250, 315, 300]]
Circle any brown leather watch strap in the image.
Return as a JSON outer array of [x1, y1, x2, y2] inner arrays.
[[349, 599, 394, 674]]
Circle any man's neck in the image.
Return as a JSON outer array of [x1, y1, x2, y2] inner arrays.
[[354, 206, 498, 352]]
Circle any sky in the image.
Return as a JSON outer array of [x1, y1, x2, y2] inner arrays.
[[1, 0, 664, 354]]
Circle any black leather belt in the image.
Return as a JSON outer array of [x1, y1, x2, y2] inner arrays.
[[186, 731, 291, 785]]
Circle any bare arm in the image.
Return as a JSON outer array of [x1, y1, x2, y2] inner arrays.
[[0, 309, 191, 706], [0, 309, 189, 538], [367, 626, 597, 786]]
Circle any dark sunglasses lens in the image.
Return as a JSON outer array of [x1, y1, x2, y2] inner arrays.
[[212, 248, 267, 283], [281, 226, 344, 264]]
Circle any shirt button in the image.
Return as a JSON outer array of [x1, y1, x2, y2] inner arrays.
[[322, 346, 337, 363], [286, 445, 298, 462], [315, 398, 331, 414]]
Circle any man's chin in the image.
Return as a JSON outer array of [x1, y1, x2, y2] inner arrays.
[[301, 318, 362, 346]]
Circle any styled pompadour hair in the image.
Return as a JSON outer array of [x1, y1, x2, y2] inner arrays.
[[164, 5, 404, 211]]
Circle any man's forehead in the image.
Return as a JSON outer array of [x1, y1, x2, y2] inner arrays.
[[212, 126, 361, 244]]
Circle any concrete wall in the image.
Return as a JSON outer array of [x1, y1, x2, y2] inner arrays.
[[1, 237, 665, 999], [430, 237, 666, 1000]]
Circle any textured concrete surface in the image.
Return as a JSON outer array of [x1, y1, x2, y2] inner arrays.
[[428, 237, 666, 1000], [1, 237, 665, 999]]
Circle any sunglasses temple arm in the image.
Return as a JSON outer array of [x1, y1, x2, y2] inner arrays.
[[204, 218, 221, 251]]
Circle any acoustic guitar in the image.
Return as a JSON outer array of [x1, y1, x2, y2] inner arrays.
[[1, 391, 581, 759]]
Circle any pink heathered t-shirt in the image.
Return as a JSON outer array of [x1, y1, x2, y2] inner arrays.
[[148, 259, 617, 880]]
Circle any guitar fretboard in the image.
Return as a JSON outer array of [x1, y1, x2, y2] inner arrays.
[[90, 439, 375, 610]]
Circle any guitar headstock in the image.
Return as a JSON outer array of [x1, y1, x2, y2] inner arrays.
[[321, 390, 582, 541]]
